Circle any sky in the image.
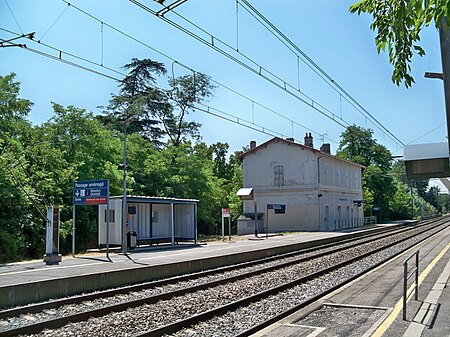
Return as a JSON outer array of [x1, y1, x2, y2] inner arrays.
[[0, 0, 447, 164]]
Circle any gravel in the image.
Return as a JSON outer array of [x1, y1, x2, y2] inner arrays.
[[2, 221, 445, 337]]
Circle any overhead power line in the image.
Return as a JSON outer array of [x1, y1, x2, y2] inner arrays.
[[16, 0, 340, 144], [237, 0, 405, 147], [129, 0, 349, 129], [1, 29, 331, 146], [141, 0, 404, 148]]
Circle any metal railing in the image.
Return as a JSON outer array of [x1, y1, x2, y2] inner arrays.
[[334, 216, 376, 230], [403, 250, 419, 320]]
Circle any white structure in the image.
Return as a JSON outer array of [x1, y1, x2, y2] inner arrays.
[[404, 142, 450, 179], [98, 196, 198, 247], [238, 136, 364, 233]]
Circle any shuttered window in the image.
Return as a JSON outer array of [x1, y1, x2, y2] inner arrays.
[[274, 165, 284, 186]]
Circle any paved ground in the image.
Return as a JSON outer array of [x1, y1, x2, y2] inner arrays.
[[0, 228, 379, 288], [254, 224, 450, 337]]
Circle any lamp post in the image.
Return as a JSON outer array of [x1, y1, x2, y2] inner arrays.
[[121, 115, 138, 255], [425, 19, 450, 155]]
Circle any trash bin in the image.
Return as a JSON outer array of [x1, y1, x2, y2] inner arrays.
[[127, 231, 137, 249]]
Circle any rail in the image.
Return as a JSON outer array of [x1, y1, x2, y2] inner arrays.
[[403, 250, 419, 320]]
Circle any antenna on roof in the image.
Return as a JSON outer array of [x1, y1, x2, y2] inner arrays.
[[319, 133, 328, 145]]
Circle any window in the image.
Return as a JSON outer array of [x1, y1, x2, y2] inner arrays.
[[274, 165, 284, 186], [152, 211, 159, 223], [104, 210, 115, 223]]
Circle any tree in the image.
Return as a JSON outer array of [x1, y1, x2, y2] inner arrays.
[[349, 0, 449, 87], [336, 125, 392, 171], [101, 58, 169, 145], [0, 73, 41, 262], [101, 59, 215, 147], [165, 73, 215, 146], [43, 103, 123, 252], [363, 166, 396, 220], [337, 125, 406, 221]]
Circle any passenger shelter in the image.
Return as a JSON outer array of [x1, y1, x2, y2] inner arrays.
[[98, 196, 198, 247]]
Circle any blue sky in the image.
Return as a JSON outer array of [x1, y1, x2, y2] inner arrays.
[[0, 0, 446, 159]]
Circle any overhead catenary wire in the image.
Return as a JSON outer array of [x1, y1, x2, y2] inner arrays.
[[4, 0, 23, 34], [38, 1, 70, 42], [1, 29, 319, 145], [26, 0, 339, 144], [136, 0, 404, 148], [237, 0, 405, 148], [0, 153, 51, 223], [0, 28, 125, 81], [129, 0, 349, 129]]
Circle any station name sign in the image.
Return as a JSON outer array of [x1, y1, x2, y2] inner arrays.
[[73, 180, 109, 206]]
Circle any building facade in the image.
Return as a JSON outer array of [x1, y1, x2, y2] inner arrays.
[[238, 136, 364, 233]]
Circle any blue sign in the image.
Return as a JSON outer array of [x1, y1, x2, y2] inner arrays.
[[73, 180, 109, 206], [267, 204, 286, 210]]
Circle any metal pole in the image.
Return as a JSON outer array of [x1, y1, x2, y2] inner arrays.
[[194, 202, 197, 244], [72, 205, 75, 257], [106, 193, 110, 259], [221, 210, 224, 241], [439, 19, 450, 155], [122, 123, 127, 255], [228, 216, 231, 241], [317, 156, 322, 231], [403, 260, 408, 320], [254, 201, 258, 237], [171, 202, 175, 245], [415, 251, 419, 300], [436, 188, 439, 213]]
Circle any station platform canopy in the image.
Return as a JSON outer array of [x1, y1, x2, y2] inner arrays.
[[404, 142, 450, 180]]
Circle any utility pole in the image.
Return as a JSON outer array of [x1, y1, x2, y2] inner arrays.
[[121, 115, 138, 255], [439, 19, 450, 155]]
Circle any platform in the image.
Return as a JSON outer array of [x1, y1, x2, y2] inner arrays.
[[254, 223, 450, 337], [0, 224, 400, 308]]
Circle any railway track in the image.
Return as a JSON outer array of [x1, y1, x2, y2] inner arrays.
[[1, 217, 448, 337]]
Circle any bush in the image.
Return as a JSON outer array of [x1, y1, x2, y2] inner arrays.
[[0, 230, 19, 263]]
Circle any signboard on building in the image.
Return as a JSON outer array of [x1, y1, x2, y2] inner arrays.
[[73, 180, 109, 205], [267, 204, 286, 214]]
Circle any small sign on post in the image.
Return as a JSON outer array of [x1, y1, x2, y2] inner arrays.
[[222, 208, 231, 241], [73, 180, 110, 258], [74, 180, 109, 205]]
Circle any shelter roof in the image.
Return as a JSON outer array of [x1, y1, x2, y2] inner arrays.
[[110, 195, 198, 204]]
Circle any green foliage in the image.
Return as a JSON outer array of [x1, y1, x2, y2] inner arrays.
[[363, 166, 396, 221], [349, 0, 450, 87], [337, 125, 437, 221], [0, 230, 19, 263], [336, 125, 392, 171], [101, 58, 215, 148], [389, 180, 413, 220]]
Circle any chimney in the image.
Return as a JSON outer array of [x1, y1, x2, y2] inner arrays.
[[320, 143, 331, 155], [250, 140, 257, 149], [286, 137, 295, 142], [304, 133, 314, 148]]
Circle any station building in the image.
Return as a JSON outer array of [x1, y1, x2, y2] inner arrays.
[[237, 135, 364, 234], [98, 196, 198, 247]]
